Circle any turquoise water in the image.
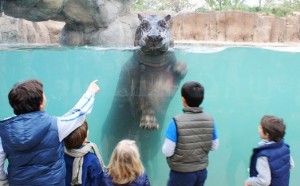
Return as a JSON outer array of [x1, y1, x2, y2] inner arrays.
[[0, 46, 300, 186]]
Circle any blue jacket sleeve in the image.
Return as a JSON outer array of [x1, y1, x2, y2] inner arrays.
[[165, 119, 177, 142], [212, 122, 218, 140]]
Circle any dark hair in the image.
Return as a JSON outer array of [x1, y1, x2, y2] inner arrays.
[[8, 79, 44, 115], [181, 81, 204, 107], [64, 121, 88, 149], [260, 115, 286, 142]]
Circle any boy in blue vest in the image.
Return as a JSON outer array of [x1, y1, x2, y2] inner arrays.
[[0, 79, 100, 185], [244, 115, 294, 186], [162, 81, 219, 186]]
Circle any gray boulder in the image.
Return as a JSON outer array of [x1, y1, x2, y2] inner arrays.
[[1, 0, 138, 45]]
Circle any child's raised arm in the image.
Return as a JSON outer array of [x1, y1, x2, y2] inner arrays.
[[57, 80, 100, 141], [87, 80, 100, 95]]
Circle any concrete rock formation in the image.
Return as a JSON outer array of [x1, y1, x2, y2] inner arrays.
[[0, 1, 299, 46], [171, 11, 300, 44], [0, 15, 64, 44], [0, 0, 136, 45]]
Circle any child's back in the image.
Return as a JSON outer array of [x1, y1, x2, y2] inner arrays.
[[162, 81, 219, 186], [64, 121, 104, 186], [0, 111, 65, 185]]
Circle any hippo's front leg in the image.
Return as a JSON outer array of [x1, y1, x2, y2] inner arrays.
[[139, 100, 159, 130], [140, 109, 159, 130], [173, 60, 188, 78]]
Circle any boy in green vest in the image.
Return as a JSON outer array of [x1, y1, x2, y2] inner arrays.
[[162, 81, 219, 186]]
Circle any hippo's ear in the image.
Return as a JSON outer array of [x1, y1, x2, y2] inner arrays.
[[138, 14, 143, 22], [165, 15, 171, 22]]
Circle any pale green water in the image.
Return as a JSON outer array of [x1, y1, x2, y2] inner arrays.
[[0, 46, 300, 186]]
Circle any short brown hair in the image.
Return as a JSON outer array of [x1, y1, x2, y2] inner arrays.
[[181, 81, 204, 107], [8, 79, 43, 115], [64, 121, 88, 149], [260, 115, 286, 142]]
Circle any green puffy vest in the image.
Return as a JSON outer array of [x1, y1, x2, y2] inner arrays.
[[167, 107, 214, 172]]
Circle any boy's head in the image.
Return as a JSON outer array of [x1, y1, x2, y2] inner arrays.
[[8, 79, 44, 115], [259, 115, 286, 142], [64, 121, 88, 149], [181, 81, 204, 107]]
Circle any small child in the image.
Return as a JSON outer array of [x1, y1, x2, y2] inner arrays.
[[101, 139, 150, 186], [244, 115, 294, 186], [0, 79, 100, 185], [64, 120, 105, 186]]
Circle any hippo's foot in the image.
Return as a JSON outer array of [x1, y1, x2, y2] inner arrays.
[[140, 110, 159, 130], [173, 61, 188, 78]]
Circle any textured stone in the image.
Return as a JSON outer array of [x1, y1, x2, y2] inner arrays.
[[171, 11, 300, 44], [0, 7, 299, 46], [0, 15, 64, 44]]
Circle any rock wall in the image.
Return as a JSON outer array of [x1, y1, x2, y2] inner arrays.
[[0, 15, 64, 44], [0, 11, 299, 46], [0, 0, 133, 45], [171, 11, 300, 44]]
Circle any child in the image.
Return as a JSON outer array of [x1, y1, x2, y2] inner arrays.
[[64, 120, 105, 186], [101, 139, 150, 186], [244, 115, 294, 186], [0, 79, 100, 185], [162, 81, 219, 186]]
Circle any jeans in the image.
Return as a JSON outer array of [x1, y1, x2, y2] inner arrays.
[[167, 169, 207, 186]]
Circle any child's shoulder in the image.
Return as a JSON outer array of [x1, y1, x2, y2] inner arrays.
[[84, 152, 98, 160], [201, 111, 214, 119], [131, 173, 150, 186], [83, 152, 102, 167]]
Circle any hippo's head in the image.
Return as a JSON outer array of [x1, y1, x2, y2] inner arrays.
[[134, 14, 174, 53]]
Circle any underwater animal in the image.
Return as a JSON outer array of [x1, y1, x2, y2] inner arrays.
[[104, 13, 187, 134], [101, 14, 187, 170], [117, 14, 188, 130]]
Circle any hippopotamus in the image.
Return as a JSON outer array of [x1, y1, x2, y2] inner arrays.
[[101, 14, 187, 172], [120, 14, 188, 130], [103, 14, 187, 133]]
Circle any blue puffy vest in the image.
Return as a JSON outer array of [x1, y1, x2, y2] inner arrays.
[[0, 111, 65, 186], [249, 140, 290, 186]]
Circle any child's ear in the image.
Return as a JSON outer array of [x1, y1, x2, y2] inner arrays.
[[265, 132, 270, 140], [182, 97, 188, 107]]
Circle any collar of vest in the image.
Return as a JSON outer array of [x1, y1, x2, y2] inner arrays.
[[182, 107, 203, 113], [254, 140, 284, 151]]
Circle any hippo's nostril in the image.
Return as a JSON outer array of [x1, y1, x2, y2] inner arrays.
[[147, 35, 162, 41]]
